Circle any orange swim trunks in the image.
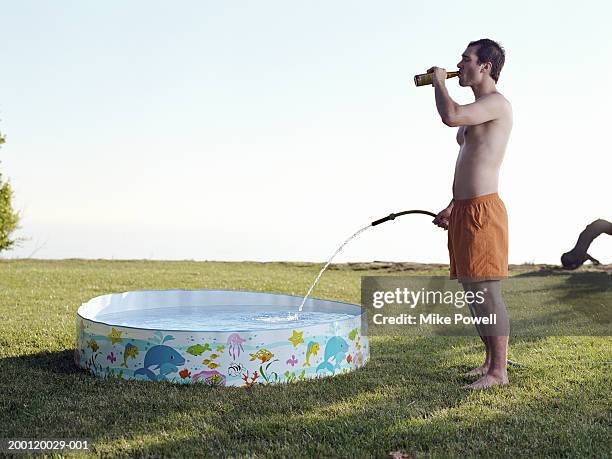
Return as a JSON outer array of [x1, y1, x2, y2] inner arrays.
[[448, 192, 508, 283]]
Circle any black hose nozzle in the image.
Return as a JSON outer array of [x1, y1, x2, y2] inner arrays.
[[371, 210, 437, 226]]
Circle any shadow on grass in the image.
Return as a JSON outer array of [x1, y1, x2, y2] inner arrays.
[[515, 266, 611, 280], [0, 338, 465, 455], [511, 270, 610, 298], [14, 349, 81, 376], [508, 271, 611, 336], [0, 334, 608, 457]]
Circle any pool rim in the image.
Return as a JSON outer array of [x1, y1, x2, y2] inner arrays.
[[77, 288, 366, 333]]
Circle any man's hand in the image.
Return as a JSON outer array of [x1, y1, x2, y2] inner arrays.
[[432, 205, 452, 230], [427, 66, 447, 87]]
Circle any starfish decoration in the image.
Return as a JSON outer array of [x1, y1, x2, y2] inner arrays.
[[107, 327, 123, 345], [288, 330, 304, 347]]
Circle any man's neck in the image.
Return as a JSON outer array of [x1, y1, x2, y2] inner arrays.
[[471, 79, 498, 100]]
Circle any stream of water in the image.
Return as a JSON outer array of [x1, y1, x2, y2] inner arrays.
[[296, 224, 372, 313]]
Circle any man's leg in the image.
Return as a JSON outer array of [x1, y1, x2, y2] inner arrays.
[[462, 281, 491, 376], [463, 280, 509, 389]]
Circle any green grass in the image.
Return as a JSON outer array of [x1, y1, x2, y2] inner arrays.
[[0, 260, 610, 458]]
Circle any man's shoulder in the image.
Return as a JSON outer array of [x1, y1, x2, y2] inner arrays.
[[482, 92, 512, 120], [489, 92, 512, 110], [451, 90, 512, 127], [481, 92, 510, 106]]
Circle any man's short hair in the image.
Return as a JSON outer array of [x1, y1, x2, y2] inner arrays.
[[468, 38, 505, 83]]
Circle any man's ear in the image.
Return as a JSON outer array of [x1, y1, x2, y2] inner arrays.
[[480, 61, 492, 74]]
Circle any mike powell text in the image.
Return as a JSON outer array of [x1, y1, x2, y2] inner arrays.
[[369, 287, 496, 326], [372, 313, 497, 326]]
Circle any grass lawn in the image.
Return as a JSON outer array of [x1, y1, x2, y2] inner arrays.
[[0, 260, 610, 458]]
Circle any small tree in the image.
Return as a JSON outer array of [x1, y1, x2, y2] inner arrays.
[[0, 131, 20, 252]]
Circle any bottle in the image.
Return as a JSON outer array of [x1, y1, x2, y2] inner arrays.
[[414, 71, 459, 87]]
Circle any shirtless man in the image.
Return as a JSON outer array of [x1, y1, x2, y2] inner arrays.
[[430, 39, 513, 389]]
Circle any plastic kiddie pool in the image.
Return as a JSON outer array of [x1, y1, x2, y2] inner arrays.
[[75, 290, 369, 386]]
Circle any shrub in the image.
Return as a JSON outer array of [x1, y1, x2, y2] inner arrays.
[[0, 132, 20, 253]]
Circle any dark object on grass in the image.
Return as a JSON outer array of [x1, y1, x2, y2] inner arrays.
[[561, 219, 612, 269]]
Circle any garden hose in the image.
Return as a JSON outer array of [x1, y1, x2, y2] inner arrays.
[[371, 210, 437, 226]]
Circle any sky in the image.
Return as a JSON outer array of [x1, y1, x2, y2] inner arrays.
[[1, 0, 611, 265]]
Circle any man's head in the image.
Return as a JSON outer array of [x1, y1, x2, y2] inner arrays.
[[457, 38, 505, 86]]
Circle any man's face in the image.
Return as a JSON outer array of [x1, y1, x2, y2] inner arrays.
[[457, 46, 485, 87]]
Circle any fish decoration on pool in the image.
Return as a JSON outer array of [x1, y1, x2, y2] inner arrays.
[[228, 362, 246, 377], [121, 343, 139, 368], [304, 341, 320, 367], [179, 368, 191, 379], [186, 343, 210, 356], [204, 361, 220, 369], [249, 349, 274, 363], [133, 345, 186, 381], [77, 323, 367, 385]]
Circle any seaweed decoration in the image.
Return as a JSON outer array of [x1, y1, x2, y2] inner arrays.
[[259, 359, 280, 383]]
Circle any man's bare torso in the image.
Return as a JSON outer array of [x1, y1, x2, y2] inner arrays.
[[453, 93, 513, 199]]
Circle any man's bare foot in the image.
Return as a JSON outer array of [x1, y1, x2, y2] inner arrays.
[[464, 372, 508, 390], [465, 364, 489, 377]]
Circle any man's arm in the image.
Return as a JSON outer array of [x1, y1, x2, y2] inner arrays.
[[434, 81, 506, 127], [428, 64, 508, 127], [433, 82, 460, 127]]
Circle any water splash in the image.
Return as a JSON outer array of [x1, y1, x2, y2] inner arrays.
[[297, 224, 372, 313]]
